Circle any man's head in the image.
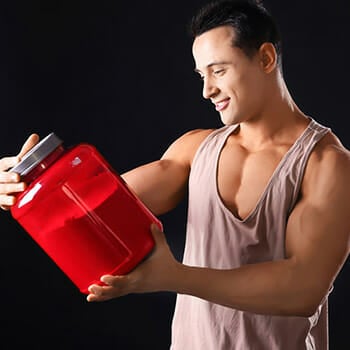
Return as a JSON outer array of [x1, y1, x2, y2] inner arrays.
[[190, 0, 282, 70], [191, 0, 284, 126]]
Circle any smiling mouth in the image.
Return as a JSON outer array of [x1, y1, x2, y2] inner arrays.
[[214, 98, 230, 111]]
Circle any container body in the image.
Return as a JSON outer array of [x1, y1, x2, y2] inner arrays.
[[11, 143, 160, 294]]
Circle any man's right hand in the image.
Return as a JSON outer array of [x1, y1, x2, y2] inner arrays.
[[0, 133, 40, 210]]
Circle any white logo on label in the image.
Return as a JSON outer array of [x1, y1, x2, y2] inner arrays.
[[72, 157, 82, 166]]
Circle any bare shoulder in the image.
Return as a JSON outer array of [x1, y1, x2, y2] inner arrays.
[[308, 131, 350, 173], [303, 131, 350, 201], [174, 128, 215, 146], [161, 128, 215, 165]]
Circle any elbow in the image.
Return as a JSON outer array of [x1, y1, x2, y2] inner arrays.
[[281, 262, 332, 317], [279, 300, 321, 318], [294, 303, 320, 318], [287, 290, 328, 318]]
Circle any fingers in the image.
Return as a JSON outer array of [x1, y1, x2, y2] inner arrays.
[[86, 275, 129, 302], [0, 182, 26, 210], [86, 285, 116, 302], [0, 156, 21, 172], [17, 133, 40, 159], [0, 168, 26, 196], [0, 168, 19, 182], [0, 133, 39, 172], [0, 196, 17, 210], [100, 274, 123, 286], [0, 182, 26, 197], [0, 134, 38, 211], [0, 164, 26, 210]]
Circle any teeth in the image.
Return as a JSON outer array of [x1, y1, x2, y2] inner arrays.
[[215, 99, 229, 111], [215, 99, 228, 106]]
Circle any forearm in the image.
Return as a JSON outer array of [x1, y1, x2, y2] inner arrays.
[[169, 258, 324, 317], [87, 226, 331, 315]]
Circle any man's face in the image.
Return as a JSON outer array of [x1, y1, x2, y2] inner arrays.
[[192, 25, 266, 126]]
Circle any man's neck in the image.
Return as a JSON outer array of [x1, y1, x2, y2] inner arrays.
[[237, 81, 309, 150]]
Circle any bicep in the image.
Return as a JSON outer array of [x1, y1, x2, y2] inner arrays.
[[121, 159, 189, 215], [285, 152, 350, 301], [121, 129, 212, 215]]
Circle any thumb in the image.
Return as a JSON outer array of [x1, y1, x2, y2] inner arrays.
[[17, 134, 40, 159], [150, 223, 166, 245]]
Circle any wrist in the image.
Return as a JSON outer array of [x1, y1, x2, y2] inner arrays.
[[160, 260, 187, 293]]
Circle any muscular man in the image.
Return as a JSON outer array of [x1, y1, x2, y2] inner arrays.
[[1, 1, 349, 349]]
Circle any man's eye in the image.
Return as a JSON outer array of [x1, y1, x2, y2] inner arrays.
[[214, 69, 225, 75]]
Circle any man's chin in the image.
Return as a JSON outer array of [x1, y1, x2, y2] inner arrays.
[[220, 114, 237, 126]]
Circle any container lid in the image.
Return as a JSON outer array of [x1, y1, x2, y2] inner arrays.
[[11, 132, 63, 176]]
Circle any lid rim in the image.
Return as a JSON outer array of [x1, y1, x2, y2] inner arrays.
[[11, 133, 63, 176]]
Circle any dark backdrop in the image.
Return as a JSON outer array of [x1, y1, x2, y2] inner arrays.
[[0, 1, 349, 349]]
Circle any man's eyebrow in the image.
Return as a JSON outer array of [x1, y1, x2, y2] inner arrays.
[[194, 61, 230, 73]]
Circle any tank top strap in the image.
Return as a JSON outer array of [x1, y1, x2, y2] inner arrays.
[[190, 124, 239, 181], [279, 117, 331, 213], [192, 124, 239, 162]]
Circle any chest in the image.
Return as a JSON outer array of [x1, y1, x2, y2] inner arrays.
[[217, 142, 291, 220]]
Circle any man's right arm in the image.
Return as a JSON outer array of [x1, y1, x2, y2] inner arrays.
[[0, 129, 213, 214]]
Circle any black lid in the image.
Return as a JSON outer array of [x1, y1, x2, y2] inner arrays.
[[11, 132, 63, 176]]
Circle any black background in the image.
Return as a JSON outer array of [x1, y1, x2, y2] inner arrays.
[[0, 0, 349, 349]]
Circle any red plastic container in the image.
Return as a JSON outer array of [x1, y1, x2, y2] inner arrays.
[[10, 133, 161, 294]]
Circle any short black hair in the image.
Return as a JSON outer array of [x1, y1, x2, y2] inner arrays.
[[190, 0, 282, 68]]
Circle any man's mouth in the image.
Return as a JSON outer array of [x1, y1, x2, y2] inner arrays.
[[214, 98, 230, 111]]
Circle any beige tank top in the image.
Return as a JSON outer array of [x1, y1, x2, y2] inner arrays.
[[171, 118, 331, 350]]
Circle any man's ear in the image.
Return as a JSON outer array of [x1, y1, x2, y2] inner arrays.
[[258, 42, 278, 73]]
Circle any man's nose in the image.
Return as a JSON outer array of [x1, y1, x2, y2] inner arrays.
[[202, 78, 219, 99]]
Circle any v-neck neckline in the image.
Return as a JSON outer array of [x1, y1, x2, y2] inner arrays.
[[214, 118, 315, 223]]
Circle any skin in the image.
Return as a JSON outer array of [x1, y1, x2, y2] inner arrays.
[[1, 26, 349, 317], [0, 133, 39, 210]]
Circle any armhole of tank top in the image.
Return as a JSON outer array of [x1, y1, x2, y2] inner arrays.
[[190, 126, 232, 169], [288, 127, 331, 214]]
